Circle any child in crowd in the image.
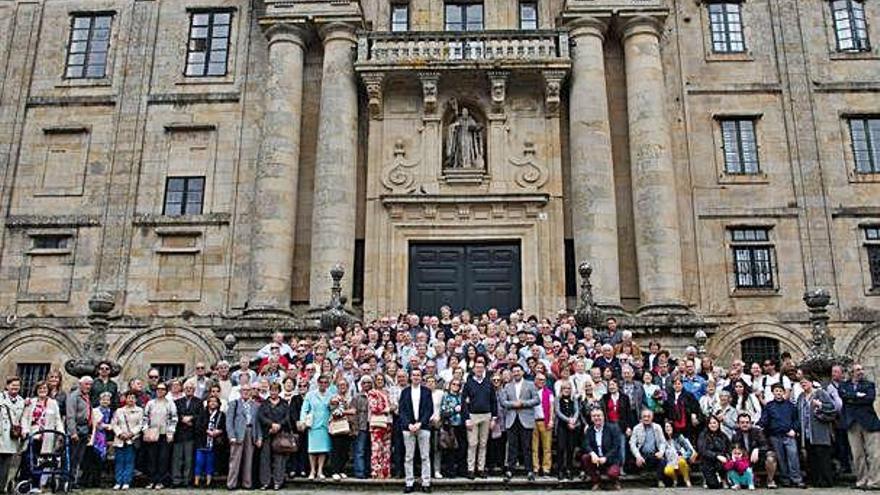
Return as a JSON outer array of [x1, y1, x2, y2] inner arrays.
[[724, 444, 755, 490]]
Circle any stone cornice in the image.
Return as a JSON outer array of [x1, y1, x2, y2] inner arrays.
[[619, 14, 667, 42], [5, 214, 101, 228], [132, 213, 231, 226]]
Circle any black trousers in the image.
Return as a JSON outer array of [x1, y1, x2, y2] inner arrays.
[[557, 428, 576, 474], [331, 434, 352, 475], [701, 458, 726, 489], [146, 437, 172, 485], [487, 432, 507, 473], [506, 418, 533, 474], [806, 442, 834, 487]]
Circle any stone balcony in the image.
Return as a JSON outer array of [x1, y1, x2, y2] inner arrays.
[[355, 30, 571, 71]]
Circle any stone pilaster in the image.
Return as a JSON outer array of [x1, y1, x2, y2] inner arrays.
[[567, 16, 621, 308], [621, 16, 685, 311], [309, 22, 359, 305], [247, 23, 308, 314]]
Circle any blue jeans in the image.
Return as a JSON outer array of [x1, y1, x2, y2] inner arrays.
[[194, 448, 215, 477], [114, 445, 136, 485], [769, 435, 802, 484], [352, 431, 370, 478]]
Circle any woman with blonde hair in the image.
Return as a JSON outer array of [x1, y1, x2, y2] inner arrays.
[[21, 380, 65, 491]]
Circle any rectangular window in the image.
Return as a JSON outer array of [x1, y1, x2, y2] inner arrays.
[[708, 3, 745, 53], [65, 14, 113, 79], [445, 3, 484, 31], [519, 2, 538, 30], [850, 117, 880, 173], [832, 0, 870, 52], [564, 239, 576, 298], [185, 10, 232, 77], [163, 176, 205, 216], [32, 235, 69, 250], [16, 363, 50, 397], [730, 227, 775, 289], [391, 4, 409, 32], [151, 363, 185, 383], [720, 118, 760, 174], [865, 226, 880, 289]]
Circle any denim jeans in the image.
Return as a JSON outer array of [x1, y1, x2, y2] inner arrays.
[[769, 435, 802, 484], [194, 448, 215, 477], [352, 430, 370, 478], [114, 445, 136, 485]]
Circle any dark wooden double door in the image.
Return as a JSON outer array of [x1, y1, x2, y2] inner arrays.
[[408, 242, 522, 317]]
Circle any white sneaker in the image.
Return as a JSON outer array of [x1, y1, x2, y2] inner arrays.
[[340, 473, 348, 479], [113, 484, 121, 490], [122, 485, 130, 491], [332, 474, 341, 481], [28, 489, 41, 494], [435, 472, 443, 479]]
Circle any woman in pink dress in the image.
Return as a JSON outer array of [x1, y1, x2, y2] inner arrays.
[[368, 373, 392, 479]]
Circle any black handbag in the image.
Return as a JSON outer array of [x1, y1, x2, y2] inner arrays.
[[271, 431, 299, 454], [439, 425, 458, 450]]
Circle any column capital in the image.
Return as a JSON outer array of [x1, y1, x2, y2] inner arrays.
[[318, 21, 359, 45], [619, 15, 665, 42], [262, 21, 310, 49], [566, 15, 609, 42]]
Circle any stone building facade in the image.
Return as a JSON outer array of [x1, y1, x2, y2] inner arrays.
[[0, 0, 879, 387]]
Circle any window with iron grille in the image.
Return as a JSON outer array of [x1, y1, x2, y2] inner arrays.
[[720, 118, 760, 174], [163, 176, 205, 216], [391, 4, 409, 32], [16, 363, 50, 397], [185, 10, 232, 77], [850, 117, 880, 173], [730, 227, 775, 289], [445, 3, 484, 31], [740, 337, 780, 368], [519, 2, 538, 30], [832, 0, 870, 52], [65, 14, 113, 79], [708, 3, 745, 53], [865, 226, 880, 289], [151, 363, 185, 383]]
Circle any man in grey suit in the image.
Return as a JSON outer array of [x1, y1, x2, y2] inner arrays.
[[66, 376, 93, 488], [225, 384, 262, 490], [499, 364, 539, 482]]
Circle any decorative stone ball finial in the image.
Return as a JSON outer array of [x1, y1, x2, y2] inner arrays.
[[578, 262, 593, 280], [330, 264, 345, 283], [88, 291, 115, 315], [803, 288, 831, 309], [223, 333, 237, 352]]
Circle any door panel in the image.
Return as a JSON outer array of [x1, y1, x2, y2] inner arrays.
[[408, 242, 521, 317]]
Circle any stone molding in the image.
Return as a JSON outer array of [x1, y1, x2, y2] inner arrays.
[[262, 21, 310, 49], [361, 72, 385, 120], [487, 71, 508, 114], [147, 92, 240, 105], [419, 72, 441, 115], [566, 16, 609, 42], [5, 215, 100, 228], [132, 213, 231, 226], [619, 15, 666, 42], [318, 21, 359, 45], [542, 70, 567, 117]]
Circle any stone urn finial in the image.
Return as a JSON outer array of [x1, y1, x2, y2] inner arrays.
[[694, 329, 708, 357], [320, 264, 354, 331], [800, 288, 851, 379], [223, 333, 237, 362], [574, 261, 600, 329], [65, 292, 121, 378]]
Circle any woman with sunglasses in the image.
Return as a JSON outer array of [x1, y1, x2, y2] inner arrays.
[[300, 373, 332, 480], [142, 382, 178, 489], [440, 379, 467, 477]]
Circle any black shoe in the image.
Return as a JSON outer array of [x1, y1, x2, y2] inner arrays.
[[478, 471, 488, 479], [421, 485, 432, 493], [527, 473, 536, 482], [466, 472, 475, 480], [796, 482, 808, 489], [503, 472, 512, 482], [404, 486, 414, 494]]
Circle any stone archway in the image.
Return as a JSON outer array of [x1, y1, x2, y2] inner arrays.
[[110, 325, 222, 384], [0, 325, 84, 384], [708, 321, 810, 367]]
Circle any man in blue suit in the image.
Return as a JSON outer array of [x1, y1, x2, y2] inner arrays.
[[840, 363, 880, 490], [398, 368, 434, 493]]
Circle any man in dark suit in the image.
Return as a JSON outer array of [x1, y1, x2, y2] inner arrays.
[[172, 380, 204, 487], [499, 363, 540, 482], [840, 363, 880, 490], [398, 368, 434, 493], [582, 408, 623, 490]]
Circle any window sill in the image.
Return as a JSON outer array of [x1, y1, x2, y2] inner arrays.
[[133, 212, 231, 227], [27, 248, 73, 256], [729, 288, 781, 298], [175, 75, 236, 86], [706, 51, 755, 63], [55, 78, 112, 89], [829, 51, 879, 61], [718, 172, 769, 185], [848, 172, 880, 183]]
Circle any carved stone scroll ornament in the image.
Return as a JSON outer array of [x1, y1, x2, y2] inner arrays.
[[509, 141, 548, 190], [381, 140, 421, 193], [361, 72, 385, 120]]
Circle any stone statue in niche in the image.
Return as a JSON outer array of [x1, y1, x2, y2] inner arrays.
[[444, 98, 485, 170]]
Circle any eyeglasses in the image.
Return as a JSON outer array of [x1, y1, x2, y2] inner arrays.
[[148, 375, 159, 379], [99, 366, 110, 371]]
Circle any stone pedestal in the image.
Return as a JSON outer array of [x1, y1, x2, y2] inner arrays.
[[309, 22, 359, 306], [567, 16, 621, 309], [622, 16, 685, 311], [247, 23, 307, 315]]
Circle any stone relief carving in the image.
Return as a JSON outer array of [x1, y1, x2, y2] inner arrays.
[[361, 72, 384, 120], [542, 70, 566, 117], [443, 98, 485, 170], [509, 141, 548, 190], [381, 140, 421, 193], [487, 71, 508, 114], [419, 72, 440, 115]]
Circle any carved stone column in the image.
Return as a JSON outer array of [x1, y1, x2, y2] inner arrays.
[[309, 22, 359, 305], [567, 16, 621, 309], [622, 16, 685, 311], [248, 23, 308, 314]]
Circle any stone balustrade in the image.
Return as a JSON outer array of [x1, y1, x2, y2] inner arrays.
[[356, 30, 570, 70]]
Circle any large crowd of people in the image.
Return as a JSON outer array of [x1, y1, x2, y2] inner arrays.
[[0, 307, 878, 492]]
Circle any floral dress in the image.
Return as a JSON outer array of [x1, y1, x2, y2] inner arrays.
[[367, 388, 391, 479]]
